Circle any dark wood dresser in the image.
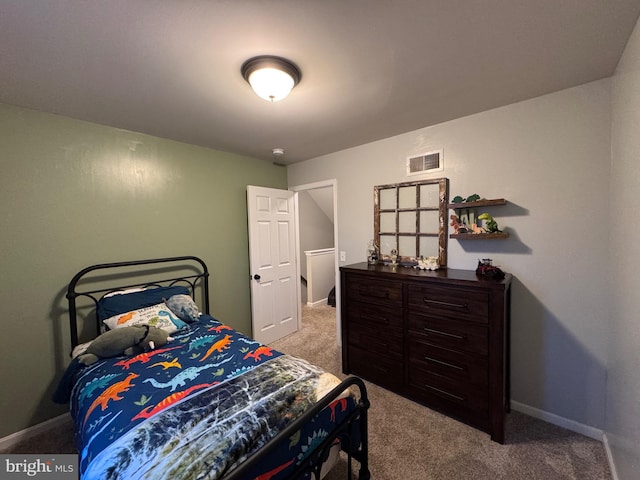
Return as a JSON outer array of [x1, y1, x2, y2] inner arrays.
[[340, 262, 512, 443]]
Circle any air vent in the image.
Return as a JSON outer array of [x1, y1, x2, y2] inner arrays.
[[407, 149, 443, 176]]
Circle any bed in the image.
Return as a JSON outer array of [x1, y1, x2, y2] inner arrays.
[[54, 256, 370, 480]]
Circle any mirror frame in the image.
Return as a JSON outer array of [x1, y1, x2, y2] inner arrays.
[[374, 177, 449, 267]]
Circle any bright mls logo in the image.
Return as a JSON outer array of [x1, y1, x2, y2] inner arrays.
[[1, 455, 77, 479]]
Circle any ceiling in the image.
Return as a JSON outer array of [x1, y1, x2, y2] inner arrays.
[[1, 1, 639, 165]]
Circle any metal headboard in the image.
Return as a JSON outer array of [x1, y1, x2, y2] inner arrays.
[[66, 256, 210, 348]]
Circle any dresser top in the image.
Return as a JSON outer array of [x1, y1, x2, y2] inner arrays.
[[340, 262, 512, 288]]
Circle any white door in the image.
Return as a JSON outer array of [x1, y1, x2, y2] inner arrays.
[[247, 185, 300, 344]]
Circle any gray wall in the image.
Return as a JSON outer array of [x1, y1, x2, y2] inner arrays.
[[298, 190, 334, 272], [0, 103, 287, 438], [608, 15, 640, 478], [288, 79, 612, 437], [298, 190, 335, 303]]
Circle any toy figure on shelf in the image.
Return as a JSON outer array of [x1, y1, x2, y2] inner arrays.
[[477, 212, 501, 233], [471, 223, 486, 234], [451, 194, 483, 230], [451, 193, 481, 204], [450, 214, 467, 234], [475, 258, 505, 279]]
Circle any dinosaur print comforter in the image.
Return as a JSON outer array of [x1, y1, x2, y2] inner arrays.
[[67, 314, 355, 480]]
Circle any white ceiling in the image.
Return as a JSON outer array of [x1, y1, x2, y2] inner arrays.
[[1, 1, 639, 165]]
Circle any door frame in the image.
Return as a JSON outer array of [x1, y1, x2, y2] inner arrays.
[[290, 179, 341, 346]]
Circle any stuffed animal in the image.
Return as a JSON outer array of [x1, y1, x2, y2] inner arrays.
[[77, 325, 173, 366]]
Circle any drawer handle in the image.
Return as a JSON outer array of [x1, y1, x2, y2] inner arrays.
[[423, 355, 464, 371], [366, 339, 389, 348], [423, 298, 468, 310], [374, 365, 390, 374], [423, 327, 466, 340], [360, 288, 390, 299], [424, 384, 466, 402], [359, 313, 390, 325]]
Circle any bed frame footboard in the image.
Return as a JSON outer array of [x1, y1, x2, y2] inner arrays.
[[223, 375, 370, 480]]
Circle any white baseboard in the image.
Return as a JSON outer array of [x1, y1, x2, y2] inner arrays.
[[510, 401, 623, 478], [0, 414, 71, 452], [602, 434, 620, 480], [306, 298, 328, 307], [510, 400, 603, 441]]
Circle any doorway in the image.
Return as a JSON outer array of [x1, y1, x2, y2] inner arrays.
[[290, 180, 341, 346]]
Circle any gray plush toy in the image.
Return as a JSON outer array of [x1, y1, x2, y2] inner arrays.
[[77, 325, 173, 366]]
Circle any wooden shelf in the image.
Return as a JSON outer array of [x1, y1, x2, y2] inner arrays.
[[449, 198, 509, 240], [448, 198, 506, 210], [450, 232, 510, 240]]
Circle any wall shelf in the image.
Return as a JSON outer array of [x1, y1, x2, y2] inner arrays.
[[448, 198, 507, 210], [449, 198, 509, 240], [449, 232, 510, 240]]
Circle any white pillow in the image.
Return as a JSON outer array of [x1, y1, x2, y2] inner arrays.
[[103, 287, 146, 298], [102, 302, 187, 334]]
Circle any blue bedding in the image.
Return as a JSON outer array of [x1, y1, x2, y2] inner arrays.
[[65, 314, 356, 479]]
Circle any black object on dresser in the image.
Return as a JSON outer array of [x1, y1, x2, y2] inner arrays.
[[340, 262, 512, 443]]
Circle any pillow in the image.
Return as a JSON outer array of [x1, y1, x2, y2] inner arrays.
[[102, 302, 189, 334], [103, 287, 146, 298], [165, 294, 202, 323], [97, 285, 190, 320]]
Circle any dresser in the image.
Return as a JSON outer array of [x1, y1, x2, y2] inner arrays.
[[340, 262, 512, 443]]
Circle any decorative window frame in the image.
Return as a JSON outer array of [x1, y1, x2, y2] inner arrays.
[[374, 177, 449, 267]]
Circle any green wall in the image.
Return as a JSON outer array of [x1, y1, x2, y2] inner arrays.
[[0, 103, 287, 438]]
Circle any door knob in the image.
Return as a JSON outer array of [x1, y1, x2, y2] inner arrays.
[[253, 274, 261, 280]]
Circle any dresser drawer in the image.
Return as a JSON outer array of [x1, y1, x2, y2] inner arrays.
[[346, 276, 403, 307], [408, 366, 489, 413], [347, 301, 403, 330], [407, 336, 487, 386], [348, 323, 403, 358], [407, 313, 488, 355], [348, 346, 403, 391], [407, 284, 488, 323]]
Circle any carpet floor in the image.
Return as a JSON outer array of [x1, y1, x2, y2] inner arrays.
[[271, 305, 611, 480], [2, 304, 611, 479]]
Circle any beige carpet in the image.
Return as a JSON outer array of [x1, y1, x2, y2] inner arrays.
[[3, 305, 611, 480], [271, 305, 611, 480]]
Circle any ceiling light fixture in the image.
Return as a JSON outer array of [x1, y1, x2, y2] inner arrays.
[[241, 56, 301, 102]]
